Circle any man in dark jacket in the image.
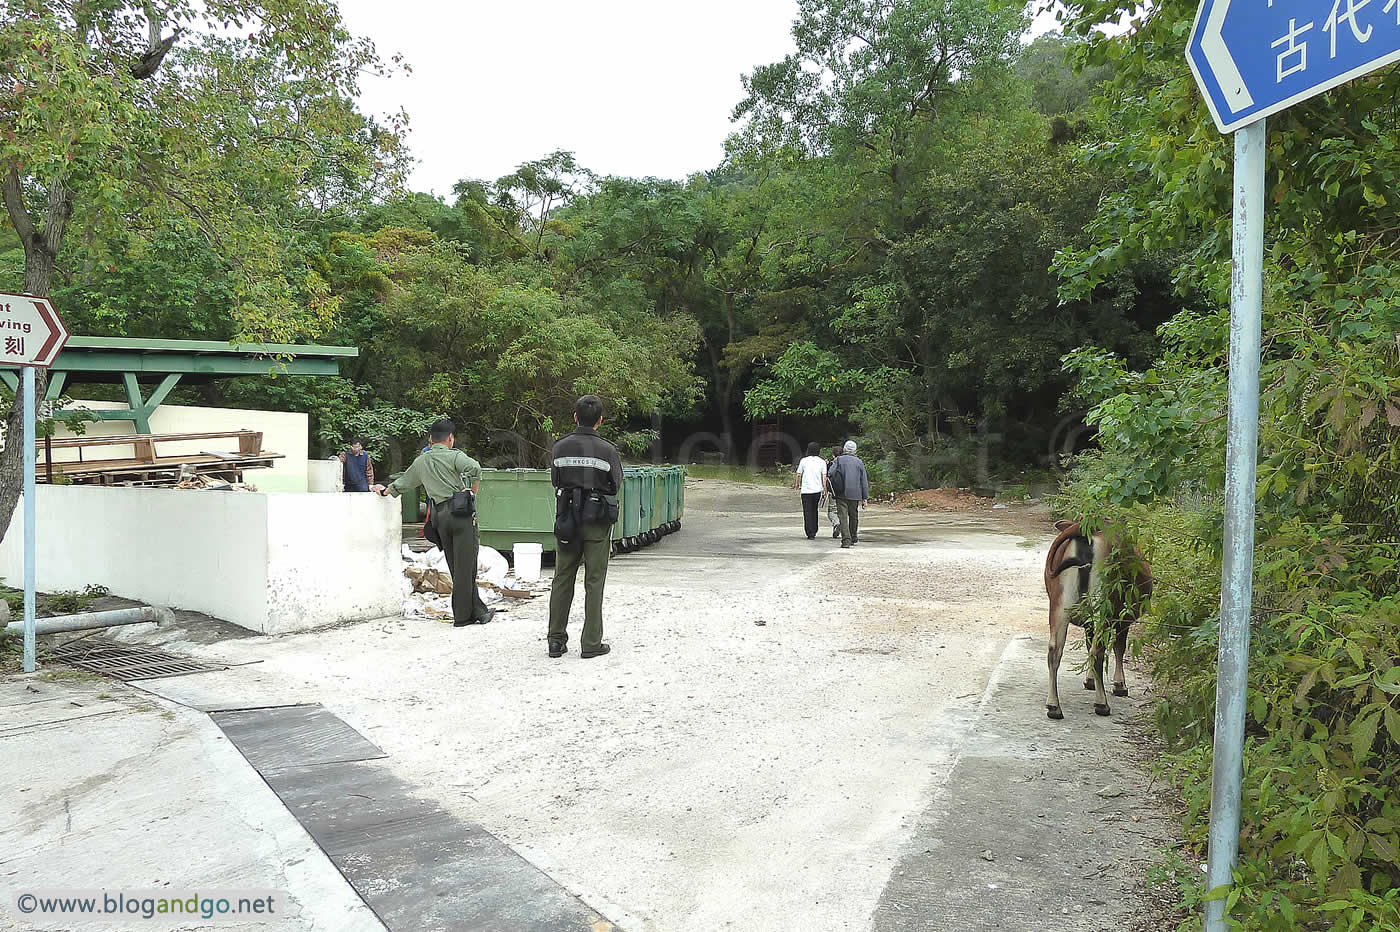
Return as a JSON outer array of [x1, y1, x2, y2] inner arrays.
[[548, 395, 624, 659], [828, 440, 870, 549], [340, 438, 373, 492]]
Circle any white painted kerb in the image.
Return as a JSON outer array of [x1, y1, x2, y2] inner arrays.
[[0, 485, 400, 634]]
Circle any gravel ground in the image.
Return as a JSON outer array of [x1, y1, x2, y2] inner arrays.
[[92, 478, 1185, 931]]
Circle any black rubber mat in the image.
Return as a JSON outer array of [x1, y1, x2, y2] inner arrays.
[[212, 703, 612, 931], [210, 704, 387, 773]]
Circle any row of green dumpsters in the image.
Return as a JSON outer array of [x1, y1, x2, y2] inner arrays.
[[400, 465, 686, 555]]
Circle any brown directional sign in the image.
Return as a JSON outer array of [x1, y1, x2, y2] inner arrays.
[[0, 293, 69, 368]]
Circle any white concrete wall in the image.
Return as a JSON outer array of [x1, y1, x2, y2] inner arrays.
[[0, 485, 401, 634], [263, 493, 401, 636], [52, 401, 310, 492]]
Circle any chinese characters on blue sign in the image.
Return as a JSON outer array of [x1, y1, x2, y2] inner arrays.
[[1188, 0, 1400, 132]]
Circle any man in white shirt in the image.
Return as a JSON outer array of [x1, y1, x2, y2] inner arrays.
[[794, 442, 830, 540]]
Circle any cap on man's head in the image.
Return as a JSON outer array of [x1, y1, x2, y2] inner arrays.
[[843, 440, 857, 454]]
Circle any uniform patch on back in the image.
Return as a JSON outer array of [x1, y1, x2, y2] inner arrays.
[[553, 456, 613, 472]]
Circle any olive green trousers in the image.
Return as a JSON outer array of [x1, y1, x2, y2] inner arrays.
[[547, 523, 611, 651]]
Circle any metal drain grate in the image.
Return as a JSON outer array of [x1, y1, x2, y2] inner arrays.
[[48, 638, 228, 681]]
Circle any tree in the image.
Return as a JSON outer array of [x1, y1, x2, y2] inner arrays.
[[0, 0, 401, 542], [733, 0, 1025, 220]]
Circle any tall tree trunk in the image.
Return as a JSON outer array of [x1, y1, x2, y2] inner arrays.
[[0, 171, 71, 545]]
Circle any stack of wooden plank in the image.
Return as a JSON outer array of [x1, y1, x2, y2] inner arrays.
[[37, 430, 282, 487]]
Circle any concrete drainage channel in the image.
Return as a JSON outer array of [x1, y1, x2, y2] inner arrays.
[[48, 637, 228, 680]]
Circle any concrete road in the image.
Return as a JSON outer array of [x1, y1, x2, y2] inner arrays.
[[136, 480, 1053, 930], [4, 480, 1178, 930]]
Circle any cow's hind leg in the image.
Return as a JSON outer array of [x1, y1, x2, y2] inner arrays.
[[1091, 627, 1111, 716], [1084, 626, 1097, 692], [1083, 622, 1097, 691], [1047, 578, 1077, 720], [1111, 621, 1130, 698]]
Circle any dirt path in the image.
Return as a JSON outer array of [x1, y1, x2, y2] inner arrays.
[[52, 478, 1182, 930]]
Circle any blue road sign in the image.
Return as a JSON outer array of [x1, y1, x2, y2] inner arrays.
[[1188, 0, 1400, 132]]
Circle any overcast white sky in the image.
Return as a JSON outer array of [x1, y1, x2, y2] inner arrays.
[[335, 0, 1063, 197]]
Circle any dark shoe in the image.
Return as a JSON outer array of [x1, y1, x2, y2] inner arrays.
[[456, 607, 495, 627], [832, 528, 841, 538], [851, 539, 859, 546], [547, 639, 567, 658], [581, 643, 611, 659], [841, 543, 852, 549]]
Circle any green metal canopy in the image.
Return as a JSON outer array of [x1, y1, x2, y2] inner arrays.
[[0, 336, 357, 433]]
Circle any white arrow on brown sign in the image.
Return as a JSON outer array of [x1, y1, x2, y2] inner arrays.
[[0, 293, 70, 368]]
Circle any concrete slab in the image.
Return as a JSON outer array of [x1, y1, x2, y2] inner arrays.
[[97, 481, 1059, 931], [4, 480, 1182, 930], [0, 677, 382, 932], [871, 635, 1180, 931]]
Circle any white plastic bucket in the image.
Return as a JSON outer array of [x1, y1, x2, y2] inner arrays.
[[514, 543, 543, 582]]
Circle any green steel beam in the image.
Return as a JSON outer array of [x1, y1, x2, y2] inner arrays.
[[144, 372, 181, 409], [57, 336, 357, 357], [45, 371, 66, 400], [7, 353, 342, 378], [0, 337, 357, 433], [120, 373, 151, 432]]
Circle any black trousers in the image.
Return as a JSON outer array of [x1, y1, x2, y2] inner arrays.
[[435, 506, 489, 624], [801, 492, 822, 538]]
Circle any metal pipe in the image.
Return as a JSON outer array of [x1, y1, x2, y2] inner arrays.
[[5, 606, 167, 636], [22, 366, 35, 672], [1205, 116, 1266, 932]]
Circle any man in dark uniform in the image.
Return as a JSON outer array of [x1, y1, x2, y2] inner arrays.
[[372, 419, 495, 627], [548, 395, 623, 659]]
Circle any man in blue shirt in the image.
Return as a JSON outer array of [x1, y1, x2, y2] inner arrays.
[[340, 439, 374, 492]]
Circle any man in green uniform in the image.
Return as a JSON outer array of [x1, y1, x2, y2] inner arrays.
[[372, 418, 494, 627], [548, 395, 623, 659]]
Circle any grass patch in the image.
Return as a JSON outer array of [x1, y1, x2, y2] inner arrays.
[[684, 464, 792, 486], [0, 583, 109, 616]]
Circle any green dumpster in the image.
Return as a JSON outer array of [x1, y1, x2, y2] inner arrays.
[[478, 468, 630, 554], [660, 465, 684, 527], [476, 469, 558, 553], [619, 467, 646, 548], [673, 466, 686, 522], [651, 467, 668, 534], [472, 465, 683, 555], [640, 469, 658, 536]]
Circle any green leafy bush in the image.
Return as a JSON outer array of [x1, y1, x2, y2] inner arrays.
[[1057, 276, 1400, 927]]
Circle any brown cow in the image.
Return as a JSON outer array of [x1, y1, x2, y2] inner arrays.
[[1044, 519, 1152, 720]]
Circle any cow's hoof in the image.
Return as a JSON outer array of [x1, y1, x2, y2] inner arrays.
[[1084, 680, 1096, 690], [1046, 705, 1064, 720], [1113, 685, 1129, 698], [1094, 703, 1111, 717]]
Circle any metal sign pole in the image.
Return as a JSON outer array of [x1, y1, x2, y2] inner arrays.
[[21, 364, 36, 673], [1204, 116, 1265, 930]]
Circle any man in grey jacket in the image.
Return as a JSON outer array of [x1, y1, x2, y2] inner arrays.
[[828, 440, 870, 549]]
